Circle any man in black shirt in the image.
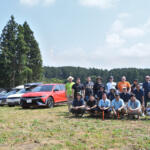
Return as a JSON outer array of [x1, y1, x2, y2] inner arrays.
[[71, 92, 85, 116], [72, 78, 85, 99], [143, 76, 150, 107], [120, 87, 130, 104], [93, 76, 104, 97], [107, 87, 116, 101], [84, 77, 94, 102], [86, 95, 97, 115]]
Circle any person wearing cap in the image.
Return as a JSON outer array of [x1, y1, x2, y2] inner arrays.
[[107, 87, 116, 101], [71, 92, 85, 116], [106, 76, 117, 93], [84, 77, 94, 102], [65, 76, 75, 112], [120, 87, 131, 104], [127, 93, 142, 118], [133, 84, 145, 116], [111, 92, 126, 118], [131, 79, 139, 93], [98, 93, 111, 117], [117, 76, 131, 93], [86, 95, 97, 116], [143, 75, 150, 107], [93, 76, 104, 98], [97, 86, 105, 101], [72, 78, 85, 99]]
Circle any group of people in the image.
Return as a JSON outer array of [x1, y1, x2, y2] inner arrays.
[[65, 75, 150, 119]]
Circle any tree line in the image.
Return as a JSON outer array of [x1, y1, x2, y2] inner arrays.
[[0, 16, 43, 89], [43, 66, 150, 84]]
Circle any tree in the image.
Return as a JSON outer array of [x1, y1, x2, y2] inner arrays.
[[0, 15, 18, 88], [15, 25, 32, 85], [23, 22, 43, 82]]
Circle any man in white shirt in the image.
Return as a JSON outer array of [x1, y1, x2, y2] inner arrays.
[[106, 76, 117, 93]]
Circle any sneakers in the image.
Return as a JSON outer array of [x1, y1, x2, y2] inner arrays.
[[142, 113, 145, 117]]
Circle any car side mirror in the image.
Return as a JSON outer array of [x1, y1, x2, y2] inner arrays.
[[54, 89, 59, 92]]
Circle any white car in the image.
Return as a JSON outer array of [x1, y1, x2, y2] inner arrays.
[[7, 89, 26, 107]]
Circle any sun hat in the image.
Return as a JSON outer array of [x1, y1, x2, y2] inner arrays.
[[67, 76, 74, 80]]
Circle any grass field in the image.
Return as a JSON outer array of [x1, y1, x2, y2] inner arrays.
[[0, 105, 150, 150]]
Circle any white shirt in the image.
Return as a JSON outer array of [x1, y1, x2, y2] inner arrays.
[[106, 82, 117, 93]]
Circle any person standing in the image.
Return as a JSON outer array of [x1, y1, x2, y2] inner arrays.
[[133, 84, 145, 116], [117, 76, 131, 93], [107, 87, 116, 101], [106, 76, 116, 93], [131, 79, 139, 93], [143, 75, 150, 107], [84, 77, 94, 102], [65, 76, 75, 112], [120, 87, 131, 104], [93, 76, 104, 98], [72, 78, 85, 99]]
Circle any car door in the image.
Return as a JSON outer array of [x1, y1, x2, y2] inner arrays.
[[59, 84, 67, 102], [53, 85, 61, 103]]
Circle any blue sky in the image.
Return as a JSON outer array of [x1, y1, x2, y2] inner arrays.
[[0, 0, 150, 69]]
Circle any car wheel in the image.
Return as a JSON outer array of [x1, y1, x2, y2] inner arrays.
[[47, 97, 54, 108], [8, 105, 15, 107]]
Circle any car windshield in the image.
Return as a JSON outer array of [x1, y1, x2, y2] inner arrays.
[[17, 89, 26, 94], [6, 91, 16, 96], [32, 85, 53, 92]]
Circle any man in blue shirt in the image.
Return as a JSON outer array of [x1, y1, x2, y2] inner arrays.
[[127, 93, 142, 119], [71, 92, 85, 117], [98, 93, 111, 117], [111, 92, 126, 118]]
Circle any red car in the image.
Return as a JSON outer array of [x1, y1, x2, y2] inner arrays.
[[20, 84, 67, 108]]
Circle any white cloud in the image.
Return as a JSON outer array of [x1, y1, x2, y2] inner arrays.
[[106, 33, 125, 48], [42, 42, 150, 69], [20, 0, 55, 6], [121, 27, 145, 38], [79, 0, 119, 9], [118, 13, 130, 19]]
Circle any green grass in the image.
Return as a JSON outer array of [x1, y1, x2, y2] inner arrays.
[[0, 106, 150, 150]]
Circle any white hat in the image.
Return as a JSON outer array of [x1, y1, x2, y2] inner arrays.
[[67, 76, 74, 80]]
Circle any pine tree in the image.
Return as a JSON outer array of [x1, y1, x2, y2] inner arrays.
[[23, 22, 43, 82], [0, 15, 18, 88], [15, 25, 32, 85]]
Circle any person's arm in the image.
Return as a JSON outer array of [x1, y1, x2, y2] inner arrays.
[[78, 100, 85, 108], [127, 101, 132, 111], [128, 82, 131, 93], [112, 107, 117, 115], [72, 89, 74, 99], [65, 84, 68, 97], [134, 101, 141, 111]]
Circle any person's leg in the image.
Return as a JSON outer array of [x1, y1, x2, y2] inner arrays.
[[67, 96, 72, 112], [77, 108, 85, 115]]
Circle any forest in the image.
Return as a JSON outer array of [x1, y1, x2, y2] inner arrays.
[[43, 66, 150, 84]]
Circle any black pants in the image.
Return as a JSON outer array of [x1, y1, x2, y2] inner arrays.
[[71, 108, 85, 115]]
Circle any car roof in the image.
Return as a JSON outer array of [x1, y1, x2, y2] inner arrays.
[[40, 83, 64, 86]]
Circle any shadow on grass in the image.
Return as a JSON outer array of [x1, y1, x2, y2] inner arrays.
[[14, 104, 67, 111]]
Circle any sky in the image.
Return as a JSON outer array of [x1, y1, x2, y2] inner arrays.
[[0, 0, 150, 69]]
